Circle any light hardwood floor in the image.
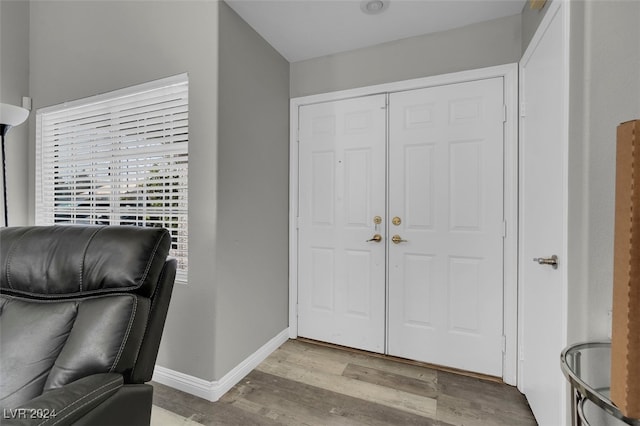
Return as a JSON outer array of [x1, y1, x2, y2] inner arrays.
[[152, 339, 537, 426]]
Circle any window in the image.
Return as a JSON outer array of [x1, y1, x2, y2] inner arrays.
[[36, 74, 189, 281]]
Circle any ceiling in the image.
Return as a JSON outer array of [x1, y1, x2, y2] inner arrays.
[[225, 0, 528, 62]]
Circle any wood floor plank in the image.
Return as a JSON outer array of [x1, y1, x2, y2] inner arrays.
[[436, 394, 538, 426], [266, 343, 349, 376], [232, 372, 366, 426], [223, 389, 321, 426], [435, 370, 537, 426], [342, 363, 439, 399], [240, 369, 453, 426], [437, 370, 531, 411], [278, 340, 438, 384], [256, 352, 438, 418], [152, 382, 210, 424], [152, 339, 537, 426], [153, 381, 282, 426]]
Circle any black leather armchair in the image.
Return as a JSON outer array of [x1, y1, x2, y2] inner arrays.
[[0, 226, 176, 425]]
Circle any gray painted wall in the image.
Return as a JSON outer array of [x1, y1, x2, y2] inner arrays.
[[11, 0, 639, 390], [290, 14, 521, 98], [0, 1, 30, 226], [28, 0, 220, 381], [565, 0, 640, 343], [26, 0, 290, 383], [579, 0, 640, 339], [289, 0, 638, 348], [567, 0, 589, 345], [215, 1, 289, 378], [521, 0, 552, 53]]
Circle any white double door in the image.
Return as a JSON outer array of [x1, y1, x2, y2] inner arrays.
[[297, 78, 505, 377]]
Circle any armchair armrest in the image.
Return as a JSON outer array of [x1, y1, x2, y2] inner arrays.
[[2, 373, 123, 426]]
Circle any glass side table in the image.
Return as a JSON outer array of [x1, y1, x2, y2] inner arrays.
[[561, 341, 640, 426]]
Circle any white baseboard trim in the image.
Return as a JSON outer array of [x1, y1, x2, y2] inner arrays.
[[152, 328, 289, 402]]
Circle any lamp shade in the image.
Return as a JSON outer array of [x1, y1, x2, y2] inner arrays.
[[0, 103, 29, 127]]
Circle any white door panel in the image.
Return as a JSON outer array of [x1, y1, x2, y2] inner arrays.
[[519, 3, 567, 425], [297, 78, 507, 377], [387, 78, 505, 377], [297, 95, 387, 353]]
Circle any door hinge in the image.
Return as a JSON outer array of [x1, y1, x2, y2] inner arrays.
[[501, 335, 507, 353], [520, 102, 526, 117], [503, 105, 507, 123], [296, 217, 301, 229], [502, 221, 507, 238]]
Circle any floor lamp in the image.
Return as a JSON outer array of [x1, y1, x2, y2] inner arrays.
[[0, 103, 29, 227]]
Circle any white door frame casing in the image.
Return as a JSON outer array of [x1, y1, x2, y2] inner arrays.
[[289, 64, 519, 385]]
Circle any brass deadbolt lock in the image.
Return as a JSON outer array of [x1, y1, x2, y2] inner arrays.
[[392, 217, 401, 226]]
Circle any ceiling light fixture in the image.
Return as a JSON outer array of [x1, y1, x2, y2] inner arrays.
[[360, 0, 389, 15]]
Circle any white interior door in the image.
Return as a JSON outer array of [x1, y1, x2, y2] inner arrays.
[[297, 95, 387, 353], [519, 2, 568, 425], [387, 78, 506, 377]]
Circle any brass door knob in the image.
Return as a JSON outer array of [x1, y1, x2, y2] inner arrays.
[[366, 234, 383, 243], [391, 235, 408, 244]]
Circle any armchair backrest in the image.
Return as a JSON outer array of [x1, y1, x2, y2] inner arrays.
[[0, 225, 176, 409], [1, 226, 170, 298]]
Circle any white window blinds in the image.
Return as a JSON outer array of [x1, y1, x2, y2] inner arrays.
[[36, 74, 189, 281]]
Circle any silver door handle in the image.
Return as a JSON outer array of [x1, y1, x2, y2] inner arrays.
[[533, 255, 558, 269]]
